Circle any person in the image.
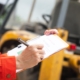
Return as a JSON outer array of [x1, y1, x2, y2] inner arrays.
[[0, 29, 58, 80]]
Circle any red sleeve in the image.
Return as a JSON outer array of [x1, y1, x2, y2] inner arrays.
[[0, 53, 16, 80]]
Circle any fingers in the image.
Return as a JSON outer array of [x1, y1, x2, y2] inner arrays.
[[44, 29, 58, 35], [38, 49, 45, 54], [36, 53, 44, 62], [33, 49, 45, 62], [36, 44, 44, 49], [29, 44, 44, 49], [39, 54, 44, 61], [27, 44, 45, 61], [26, 44, 44, 56], [18, 44, 45, 69], [38, 50, 45, 61]]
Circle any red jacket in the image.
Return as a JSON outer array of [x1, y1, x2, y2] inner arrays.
[[0, 53, 16, 80]]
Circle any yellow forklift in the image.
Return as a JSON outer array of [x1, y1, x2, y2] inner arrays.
[[1, 0, 80, 80], [0, 0, 39, 53]]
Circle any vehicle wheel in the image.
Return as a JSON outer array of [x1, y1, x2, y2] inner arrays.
[[1, 40, 20, 53]]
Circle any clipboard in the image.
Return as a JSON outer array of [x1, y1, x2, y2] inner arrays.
[[7, 34, 69, 73]]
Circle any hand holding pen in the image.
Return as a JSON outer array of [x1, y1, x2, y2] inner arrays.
[[16, 38, 45, 69], [16, 29, 58, 69]]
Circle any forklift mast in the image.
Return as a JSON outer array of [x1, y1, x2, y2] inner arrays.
[[0, 0, 18, 36]]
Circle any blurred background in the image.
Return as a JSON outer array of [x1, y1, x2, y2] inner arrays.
[[1, 0, 80, 80], [0, 0, 56, 34]]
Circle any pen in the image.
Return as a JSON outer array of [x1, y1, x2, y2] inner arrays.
[[17, 38, 29, 47], [18, 38, 43, 60]]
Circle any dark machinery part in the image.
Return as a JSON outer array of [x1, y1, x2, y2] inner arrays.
[[0, 0, 18, 36]]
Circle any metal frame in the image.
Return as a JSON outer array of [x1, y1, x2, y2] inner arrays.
[[56, 0, 70, 28], [0, 0, 18, 35], [48, 0, 70, 29]]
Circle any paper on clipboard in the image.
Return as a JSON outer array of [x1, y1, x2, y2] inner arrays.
[[7, 34, 69, 73]]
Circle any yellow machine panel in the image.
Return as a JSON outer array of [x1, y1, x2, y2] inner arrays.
[[39, 29, 80, 80], [0, 30, 39, 53]]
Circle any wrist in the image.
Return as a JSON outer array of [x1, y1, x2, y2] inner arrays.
[[16, 56, 21, 69]]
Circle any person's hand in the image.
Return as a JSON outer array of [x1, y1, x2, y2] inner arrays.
[[44, 29, 58, 35], [16, 44, 45, 69]]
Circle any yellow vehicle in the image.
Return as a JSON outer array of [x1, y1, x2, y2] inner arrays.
[[0, 0, 40, 53], [1, 0, 80, 80], [0, 0, 48, 53]]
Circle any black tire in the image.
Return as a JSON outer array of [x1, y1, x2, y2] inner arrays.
[[1, 40, 20, 53]]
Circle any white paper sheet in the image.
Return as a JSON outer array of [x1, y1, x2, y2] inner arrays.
[[7, 34, 68, 73]]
